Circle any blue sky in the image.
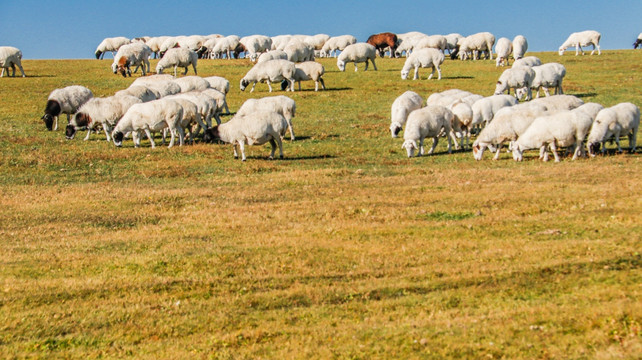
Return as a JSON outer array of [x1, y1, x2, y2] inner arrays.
[[1, 0, 641, 59]]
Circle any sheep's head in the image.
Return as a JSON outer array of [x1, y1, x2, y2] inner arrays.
[[512, 144, 524, 161], [65, 124, 77, 140], [239, 79, 250, 91], [336, 59, 345, 72], [95, 50, 102, 59], [472, 140, 485, 161], [41, 114, 54, 131], [494, 81, 507, 96], [558, 47, 566, 56], [401, 140, 418, 158], [155, 64, 164, 74], [400, 69, 409, 80], [202, 127, 220, 143], [116, 57, 130, 77], [112, 131, 124, 147], [587, 142, 601, 156], [390, 123, 402, 138]]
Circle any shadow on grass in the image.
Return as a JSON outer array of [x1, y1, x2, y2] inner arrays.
[[442, 76, 475, 80], [244, 154, 336, 161], [294, 134, 340, 141], [573, 92, 599, 98]]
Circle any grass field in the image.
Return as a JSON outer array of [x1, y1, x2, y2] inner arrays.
[[1, 51, 641, 359]]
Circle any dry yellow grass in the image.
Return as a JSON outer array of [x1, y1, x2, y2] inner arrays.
[[0, 51, 641, 359]]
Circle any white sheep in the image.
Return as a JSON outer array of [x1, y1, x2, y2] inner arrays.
[[41, 85, 94, 131], [0, 46, 26, 77], [530, 94, 584, 112], [271, 35, 293, 51], [512, 56, 541, 68], [337, 43, 377, 72], [240, 59, 296, 92], [203, 111, 289, 161], [634, 33, 642, 49], [288, 61, 326, 91], [95, 37, 130, 59], [400, 48, 444, 80], [284, 40, 315, 63], [445, 33, 463, 55], [168, 91, 215, 135], [202, 76, 230, 113], [512, 107, 595, 162], [494, 37, 513, 67], [587, 103, 640, 156], [512, 35, 528, 60], [212, 35, 241, 59], [111, 42, 152, 77], [559, 30, 601, 56], [200, 88, 228, 125], [449, 101, 474, 150], [65, 95, 142, 141], [390, 90, 424, 138], [156, 48, 198, 77], [414, 35, 448, 53], [198, 37, 220, 59], [394, 33, 427, 57], [470, 94, 519, 131], [146, 36, 170, 58], [257, 50, 288, 63], [494, 66, 535, 100], [516, 63, 566, 99], [158, 36, 184, 57], [458, 32, 495, 60], [164, 97, 201, 145], [172, 75, 210, 92], [320, 35, 357, 58], [304, 34, 330, 51], [115, 85, 160, 102], [426, 89, 476, 107], [132, 74, 182, 97], [402, 105, 454, 157], [236, 95, 296, 140], [112, 99, 184, 148], [179, 35, 206, 53], [472, 102, 549, 160], [240, 35, 273, 61]]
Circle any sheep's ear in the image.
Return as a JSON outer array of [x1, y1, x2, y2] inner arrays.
[[496, 81, 502, 85]]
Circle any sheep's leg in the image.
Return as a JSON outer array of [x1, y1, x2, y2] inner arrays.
[[183, 66, 189, 76], [144, 129, 156, 148], [276, 135, 284, 159], [53, 116, 59, 131], [539, 145, 546, 160], [629, 127, 638, 153], [238, 141, 246, 161], [371, 58, 377, 71], [436, 65, 441, 80], [268, 139, 277, 159], [614, 131, 623, 153], [103, 125, 112, 142], [173, 65, 178, 77], [0, 67, 5, 77], [83, 128, 91, 141], [449, 130, 460, 150], [250, 81, 257, 93], [288, 121, 295, 141], [192, 63, 197, 75], [493, 146, 501, 160], [542, 87, 550, 97], [550, 142, 561, 162], [11, 64, 16, 77], [590, 44, 596, 55], [166, 125, 177, 148], [223, 100, 231, 115], [427, 137, 439, 155], [414, 66, 420, 80], [266, 80, 273, 92], [319, 77, 325, 91], [354, 62, 359, 72], [418, 138, 426, 156], [572, 140, 582, 160]]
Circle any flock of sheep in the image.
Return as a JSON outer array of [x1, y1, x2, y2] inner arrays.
[[1, 28, 639, 162]]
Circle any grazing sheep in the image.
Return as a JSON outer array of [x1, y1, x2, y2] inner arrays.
[[337, 43, 377, 72], [495, 38, 513, 67], [0, 46, 26, 77], [512, 35, 528, 60], [202, 76, 230, 113], [426, 89, 477, 107], [494, 66, 536, 100], [198, 37, 220, 59], [112, 99, 184, 148], [240, 35, 273, 61], [271, 35, 293, 51], [131, 74, 181, 97], [284, 40, 315, 63], [530, 94, 584, 112], [172, 75, 210, 92], [111, 42, 152, 77], [402, 105, 454, 157], [516, 63, 566, 99], [400, 48, 444, 80], [390, 90, 424, 138], [240, 59, 296, 92], [115, 85, 159, 102], [41, 85, 94, 131], [470, 94, 519, 128], [559, 30, 601, 56], [413, 35, 447, 53], [288, 61, 325, 91], [512, 56, 542, 68], [634, 33, 642, 49], [95, 37, 130, 59], [169, 91, 215, 133], [165, 97, 201, 145], [203, 111, 289, 161], [257, 50, 288, 63], [394, 33, 427, 57], [512, 107, 595, 162], [458, 32, 495, 60], [212, 35, 241, 59], [156, 48, 198, 77], [472, 102, 549, 160], [320, 35, 357, 57], [587, 103, 640, 156], [66, 95, 142, 141], [304, 34, 330, 51], [200, 88, 228, 125], [445, 33, 463, 55], [145, 36, 170, 59], [236, 95, 296, 140], [367, 32, 398, 58], [449, 101, 474, 150]]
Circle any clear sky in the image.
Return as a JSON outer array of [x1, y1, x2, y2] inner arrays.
[[1, 0, 641, 59]]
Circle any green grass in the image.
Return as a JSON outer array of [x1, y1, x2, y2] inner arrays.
[[0, 51, 641, 359]]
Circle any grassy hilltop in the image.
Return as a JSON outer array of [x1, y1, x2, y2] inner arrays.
[[0, 51, 641, 359]]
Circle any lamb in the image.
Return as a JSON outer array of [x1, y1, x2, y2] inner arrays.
[[472, 102, 549, 160], [95, 37, 130, 59], [111, 42, 152, 77], [512, 107, 595, 162], [587, 103, 640, 156], [236, 95, 296, 140], [0, 46, 26, 77], [494, 38, 513, 67], [457, 32, 495, 60], [203, 111, 289, 161], [202, 76, 231, 113], [413, 35, 447, 53], [115, 85, 160, 102], [494, 66, 535, 100], [240, 35, 273, 61], [390, 90, 424, 137], [470, 94, 519, 128], [257, 50, 288, 63], [559, 30, 601, 56], [41, 85, 94, 131], [512, 35, 528, 60], [156, 48, 198, 77], [320, 35, 357, 57], [172, 75, 210, 92], [239, 59, 296, 92], [401, 105, 454, 157], [284, 40, 315, 63], [112, 99, 184, 148], [65, 95, 142, 141], [288, 61, 326, 91], [516, 63, 566, 99], [512, 56, 541, 68], [400, 48, 444, 80], [337, 43, 377, 72]]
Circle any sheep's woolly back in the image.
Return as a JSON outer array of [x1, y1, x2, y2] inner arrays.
[[48, 85, 94, 115], [512, 56, 541, 68], [391, 91, 424, 130], [530, 95, 584, 112], [512, 35, 528, 59], [74, 95, 142, 128], [257, 50, 288, 63], [172, 76, 210, 92], [237, 95, 296, 120], [203, 76, 230, 94], [116, 85, 159, 102], [0, 46, 22, 67], [338, 43, 376, 62], [404, 105, 454, 141], [156, 48, 198, 74], [588, 103, 640, 143], [242, 59, 296, 84]]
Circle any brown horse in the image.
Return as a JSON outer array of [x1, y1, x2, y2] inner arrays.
[[367, 32, 398, 58]]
